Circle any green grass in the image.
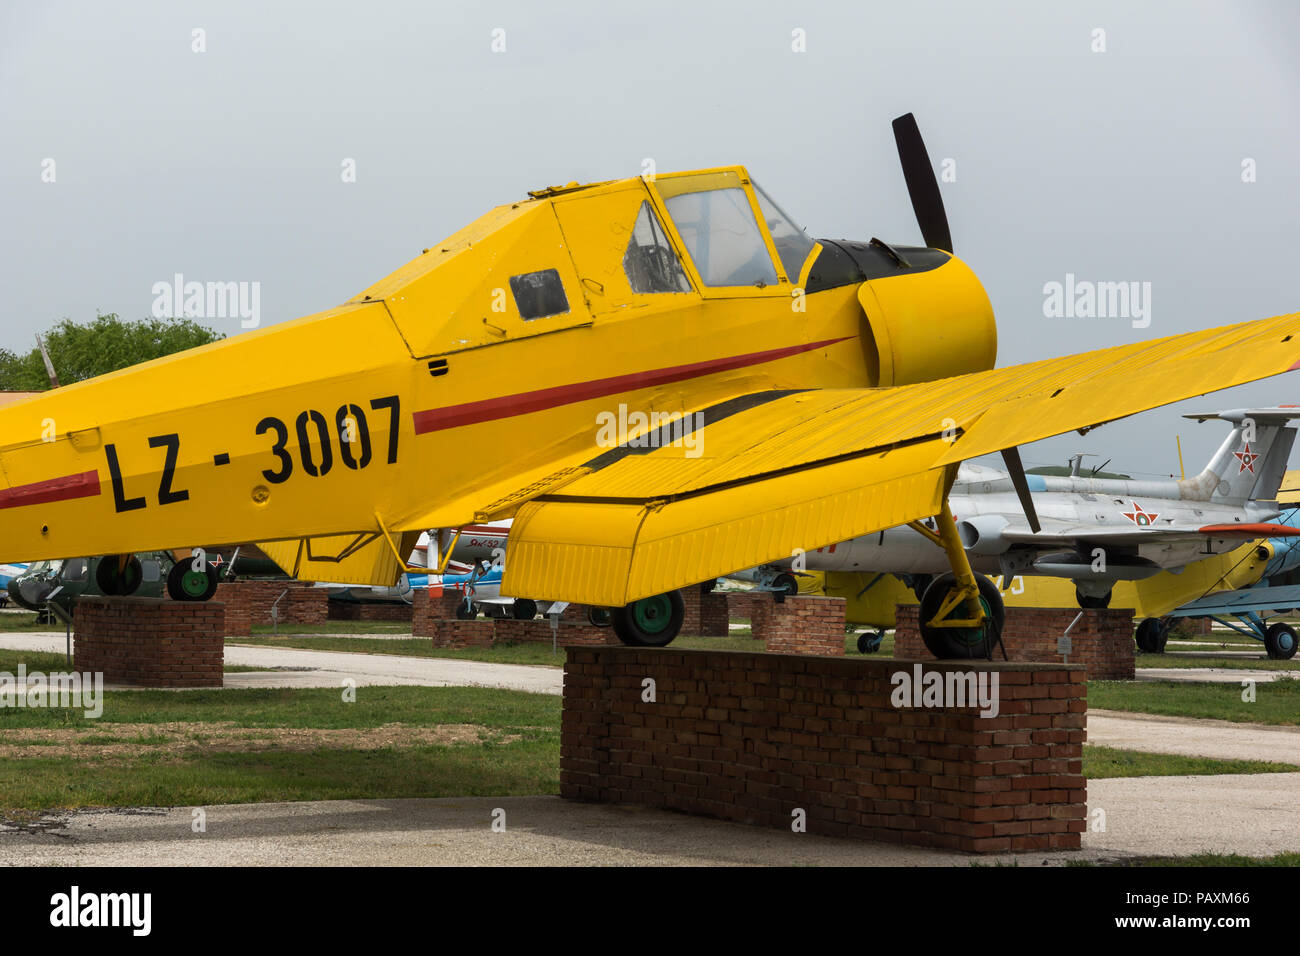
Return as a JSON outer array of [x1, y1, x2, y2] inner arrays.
[[1135, 651, 1300, 671], [251, 621, 409, 635], [1069, 851, 1300, 867], [0, 611, 64, 632], [0, 649, 270, 676], [0, 684, 560, 813], [1083, 744, 1298, 778], [1089, 678, 1300, 725], [234, 635, 569, 667]]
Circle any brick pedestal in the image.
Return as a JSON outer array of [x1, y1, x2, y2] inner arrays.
[[681, 587, 730, 636], [73, 597, 224, 687], [562, 647, 1086, 852], [894, 605, 1135, 679], [425, 619, 497, 648], [723, 590, 772, 627], [328, 600, 414, 623], [753, 596, 846, 656], [412, 588, 474, 638], [493, 618, 621, 646], [213, 581, 329, 635]]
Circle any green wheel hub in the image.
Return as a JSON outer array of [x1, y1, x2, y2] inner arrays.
[[632, 594, 672, 634], [180, 569, 210, 598], [944, 595, 993, 648]]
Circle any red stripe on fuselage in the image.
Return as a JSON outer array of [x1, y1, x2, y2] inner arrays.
[[412, 336, 854, 434], [0, 470, 101, 510]]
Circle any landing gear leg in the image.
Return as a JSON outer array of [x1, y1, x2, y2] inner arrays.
[[909, 500, 1005, 659]]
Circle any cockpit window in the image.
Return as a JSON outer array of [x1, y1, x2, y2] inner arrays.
[[624, 201, 691, 294], [753, 181, 817, 281], [658, 172, 779, 288]]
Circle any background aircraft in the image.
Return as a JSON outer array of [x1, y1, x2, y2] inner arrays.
[[754, 409, 1300, 636]]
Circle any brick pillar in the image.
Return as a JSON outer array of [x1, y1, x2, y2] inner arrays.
[[680, 587, 730, 636], [73, 597, 224, 687], [754, 596, 846, 655]]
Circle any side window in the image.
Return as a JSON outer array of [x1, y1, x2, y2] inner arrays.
[[509, 269, 569, 320], [663, 187, 778, 288], [623, 202, 691, 294]]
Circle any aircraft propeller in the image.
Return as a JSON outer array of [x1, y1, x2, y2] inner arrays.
[[893, 113, 1041, 533]]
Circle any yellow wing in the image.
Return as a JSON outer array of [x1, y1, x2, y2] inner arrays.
[[497, 312, 1300, 605]]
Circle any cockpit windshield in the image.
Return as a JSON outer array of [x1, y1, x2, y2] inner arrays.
[[752, 181, 817, 281], [658, 172, 779, 288]]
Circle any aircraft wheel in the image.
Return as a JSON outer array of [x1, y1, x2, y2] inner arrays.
[[856, 630, 884, 654], [588, 607, 613, 627], [166, 560, 219, 601], [96, 556, 143, 596], [1264, 623, 1298, 660], [455, 599, 477, 620], [512, 598, 537, 621], [1075, 586, 1112, 610], [612, 590, 684, 647], [772, 573, 798, 597], [1134, 618, 1167, 654], [917, 573, 1004, 659]]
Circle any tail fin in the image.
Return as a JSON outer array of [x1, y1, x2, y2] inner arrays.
[[1182, 407, 1300, 504]]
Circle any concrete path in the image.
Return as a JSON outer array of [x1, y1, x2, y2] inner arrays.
[[1, 776, 1296, 866], [0, 633, 563, 696], [1135, 666, 1292, 683], [1089, 709, 1300, 765]]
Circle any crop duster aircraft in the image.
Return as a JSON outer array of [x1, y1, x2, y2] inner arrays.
[[2, 115, 1300, 655]]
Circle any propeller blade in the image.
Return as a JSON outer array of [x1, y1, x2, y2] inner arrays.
[[1000, 446, 1041, 534], [891, 113, 953, 254]]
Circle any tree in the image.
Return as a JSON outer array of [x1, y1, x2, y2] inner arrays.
[[0, 314, 224, 391]]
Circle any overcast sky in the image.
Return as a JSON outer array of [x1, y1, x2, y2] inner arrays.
[[2, 0, 1298, 478]]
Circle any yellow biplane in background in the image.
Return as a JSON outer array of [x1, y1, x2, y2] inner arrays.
[[1, 115, 1298, 655]]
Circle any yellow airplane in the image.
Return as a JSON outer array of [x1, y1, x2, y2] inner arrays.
[[2, 115, 1299, 655]]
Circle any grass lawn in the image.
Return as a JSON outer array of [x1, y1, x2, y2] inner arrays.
[[1089, 678, 1300, 725], [1135, 651, 1300, 672], [1082, 745, 1297, 778], [0, 683, 560, 815]]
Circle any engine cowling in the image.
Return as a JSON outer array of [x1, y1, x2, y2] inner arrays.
[[857, 256, 996, 386]]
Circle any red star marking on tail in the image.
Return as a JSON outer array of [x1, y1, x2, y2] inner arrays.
[[1233, 442, 1259, 474], [1122, 502, 1159, 527]]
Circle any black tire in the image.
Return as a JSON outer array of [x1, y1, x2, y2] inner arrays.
[[454, 599, 477, 620], [771, 573, 798, 597], [917, 572, 1005, 659], [857, 630, 884, 654], [907, 574, 933, 602], [512, 598, 537, 621], [588, 607, 613, 627], [699, 579, 716, 595], [96, 555, 143, 596], [1134, 618, 1167, 654], [611, 590, 684, 647], [1264, 622, 1298, 660], [166, 559, 219, 601], [1075, 586, 1112, 610]]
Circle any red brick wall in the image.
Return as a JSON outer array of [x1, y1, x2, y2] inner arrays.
[[755, 596, 846, 656], [425, 619, 496, 648], [412, 589, 475, 637], [328, 600, 414, 622], [724, 590, 771, 626], [494, 618, 621, 646], [894, 605, 1135, 679], [74, 597, 224, 687], [680, 587, 729, 636], [213, 581, 328, 633], [562, 647, 1086, 853]]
